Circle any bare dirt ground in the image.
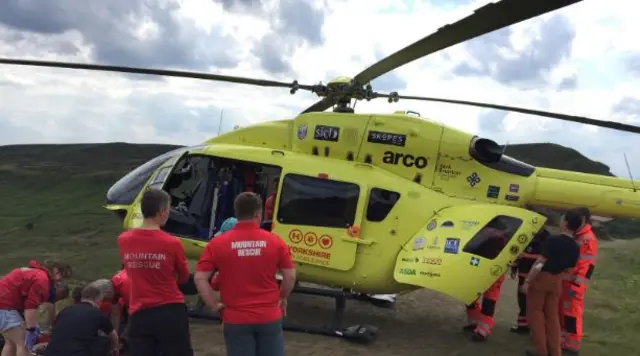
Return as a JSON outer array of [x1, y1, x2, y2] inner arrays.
[[189, 278, 531, 356]]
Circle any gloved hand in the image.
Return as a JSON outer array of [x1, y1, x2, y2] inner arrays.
[[25, 326, 41, 351], [568, 289, 577, 298]]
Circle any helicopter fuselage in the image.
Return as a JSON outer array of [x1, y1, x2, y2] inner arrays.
[[105, 111, 640, 304]]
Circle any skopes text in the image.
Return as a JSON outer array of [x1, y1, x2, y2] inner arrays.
[[382, 151, 428, 169]]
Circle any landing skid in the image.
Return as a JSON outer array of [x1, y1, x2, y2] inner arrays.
[[186, 284, 379, 344]]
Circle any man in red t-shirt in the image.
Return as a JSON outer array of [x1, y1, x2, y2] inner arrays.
[[117, 189, 193, 356], [108, 269, 131, 333], [195, 192, 296, 356]]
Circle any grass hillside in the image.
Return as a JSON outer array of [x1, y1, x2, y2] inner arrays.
[[0, 143, 178, 280], [0, 142, 638, 355]]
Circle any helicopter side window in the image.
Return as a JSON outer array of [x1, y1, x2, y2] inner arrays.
[[147, 166, 172, 190], [106, 148, 186, 205], [277, 174, 359, 228], [366, 188, 401, 222], [463, 215, 523, 260]]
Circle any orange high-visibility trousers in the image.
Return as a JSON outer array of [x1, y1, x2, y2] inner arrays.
[[559, 280, 585, 352], [466, 275, 505, 337], [560, 224, 597, 352], [528, 271, 563, 356]]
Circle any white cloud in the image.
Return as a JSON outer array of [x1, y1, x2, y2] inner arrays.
[[1, 0, 640, 178]]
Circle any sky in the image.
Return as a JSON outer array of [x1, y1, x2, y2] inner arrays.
[[0, 0, 639, 177]]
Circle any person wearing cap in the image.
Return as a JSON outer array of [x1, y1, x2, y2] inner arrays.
[[208, 217, 239, 291]]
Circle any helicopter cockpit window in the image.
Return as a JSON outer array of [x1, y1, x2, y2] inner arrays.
[[366, 188, 401, 222], [277, 174, 359, 229], [462, 215, 522, 260], [106, 148, 185, 205]]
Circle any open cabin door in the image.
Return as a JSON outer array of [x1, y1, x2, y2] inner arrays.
[[272, 168, 367, 272], [126, 150, 213, 258], [393, 204, 545, 304], [125, 150, 190, 229]]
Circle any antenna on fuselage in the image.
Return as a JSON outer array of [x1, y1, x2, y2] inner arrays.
[[217, 109, 224, 136], [502, 141, 510, 154], [623, 153, 638, 192]]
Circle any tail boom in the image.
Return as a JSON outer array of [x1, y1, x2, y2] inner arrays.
[[529, 168, 640, 219]]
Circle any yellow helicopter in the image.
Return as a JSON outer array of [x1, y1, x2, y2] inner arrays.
[[2, 0, 640, 343]]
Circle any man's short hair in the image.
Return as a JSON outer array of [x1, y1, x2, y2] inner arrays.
[[234, 192, 263, 220], [140, 189, 171, 219], [575, 207, 592, 224], [563, 209, 583, 232], [90, 278, 114, 300], [81, 281, 105, 302]]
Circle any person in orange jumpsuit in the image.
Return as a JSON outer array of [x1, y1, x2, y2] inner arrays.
[[560, 207, 597, 355], [510, 228, 550, 334], [463, 221, 508, 342]]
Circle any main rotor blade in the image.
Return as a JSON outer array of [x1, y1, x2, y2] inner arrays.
[[0, 58, 304, 89], [384, 94, 640, 134], [301, 0, 583, 114]]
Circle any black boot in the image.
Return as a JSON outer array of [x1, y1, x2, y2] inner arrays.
[[510, 325, 531, 334], [562, 348, 579, 356]]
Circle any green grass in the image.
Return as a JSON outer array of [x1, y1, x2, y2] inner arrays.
[[582, 240, 640, 355], [0, 142, 638, 355]]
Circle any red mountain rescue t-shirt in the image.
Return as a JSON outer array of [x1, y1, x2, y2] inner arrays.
[[0, 260, 51, 312], [97, 269, 132, 317], [117, 229, 190, 315], [111, 269, 131, 308], [196, 220, 294, 324]]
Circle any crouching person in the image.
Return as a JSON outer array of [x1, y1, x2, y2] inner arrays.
[[44, 281, 120, 356], [0, 259, 72, 356]]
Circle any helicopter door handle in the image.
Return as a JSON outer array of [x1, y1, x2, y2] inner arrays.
[[340, 237, 374, 246]]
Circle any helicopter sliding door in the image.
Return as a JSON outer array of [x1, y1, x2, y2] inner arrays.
[[393, 205, 545, 305], [272, 169, 366, 272]]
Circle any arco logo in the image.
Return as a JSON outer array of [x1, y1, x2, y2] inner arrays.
[[382, 151, 428, 169]]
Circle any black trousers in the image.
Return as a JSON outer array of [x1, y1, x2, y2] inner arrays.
[[516, 275, 529, 326], [127, 303, 194, 356]]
